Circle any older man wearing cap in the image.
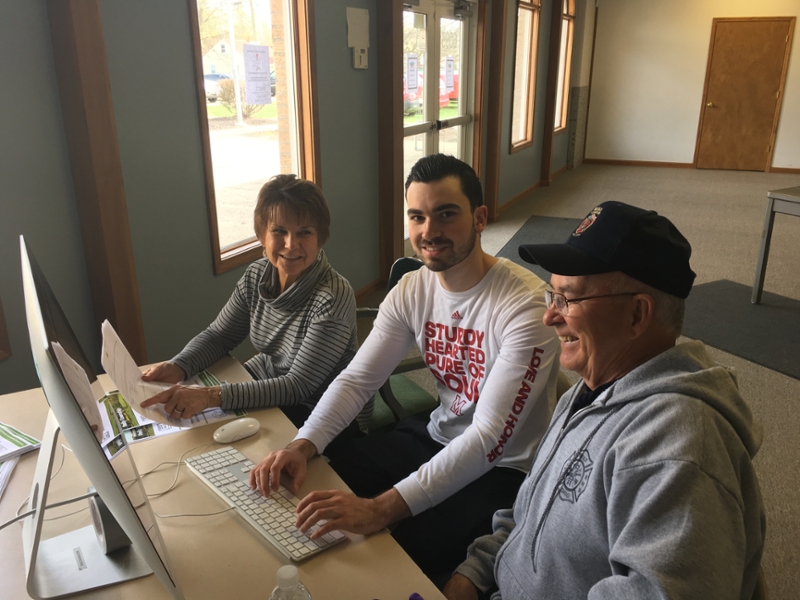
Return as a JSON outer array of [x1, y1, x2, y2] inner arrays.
[[443, 201, 765, 600]]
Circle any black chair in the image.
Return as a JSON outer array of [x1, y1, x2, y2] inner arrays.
[[357, 257, 436, 429]]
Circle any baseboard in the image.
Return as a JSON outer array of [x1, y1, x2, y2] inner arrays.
[[498, 180, 542, 216], [769, 166, 800, 174], [355, 279, 383, 303], [584, 158, 694, 169]]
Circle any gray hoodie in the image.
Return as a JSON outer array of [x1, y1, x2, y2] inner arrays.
[[455, 341, 765, 599]]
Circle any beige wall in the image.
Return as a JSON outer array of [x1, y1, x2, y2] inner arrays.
[[586, 0, 800, 167]]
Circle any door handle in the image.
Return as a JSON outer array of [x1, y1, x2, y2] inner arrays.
[[706, 102, 715, 107]]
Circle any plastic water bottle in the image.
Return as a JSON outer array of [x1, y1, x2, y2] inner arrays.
[[268, 565, 312, 600]]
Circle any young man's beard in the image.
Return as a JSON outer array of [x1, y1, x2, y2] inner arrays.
[[417, 226, 477, 272]]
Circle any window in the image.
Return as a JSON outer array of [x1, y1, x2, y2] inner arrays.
[[510, 0, 541, 151], [554, 0, 575, 131], [402, 1, 475, 242], [189, 0, 319, 274]]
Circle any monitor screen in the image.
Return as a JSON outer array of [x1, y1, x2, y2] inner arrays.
[[20, 235, 183, 599]]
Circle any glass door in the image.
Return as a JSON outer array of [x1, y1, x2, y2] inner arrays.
[[402, 0, 475, 239]]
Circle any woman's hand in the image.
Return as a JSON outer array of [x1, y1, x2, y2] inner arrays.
[[140, 385, 221, 419], [142, 361, 186, 384]]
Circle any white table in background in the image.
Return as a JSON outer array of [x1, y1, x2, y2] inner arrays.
[[752, 186, 800, 304]]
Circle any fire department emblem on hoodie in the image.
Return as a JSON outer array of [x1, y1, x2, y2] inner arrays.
[[558, 449, 593, 503]]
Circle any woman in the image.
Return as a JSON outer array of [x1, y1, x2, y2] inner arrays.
[[141, 174, 370, 430]]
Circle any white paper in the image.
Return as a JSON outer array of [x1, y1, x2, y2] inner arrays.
[[243, 43, 272, 105], [0, 457, 20, 501], [99, 389, 240, 444], [101, 320, 184, 427], [346, 7, 369, 48], [445, 56, 455, 92], [407, 54, 419, 91], [52, 342, 106, 443], [0, 422, 40, 462]]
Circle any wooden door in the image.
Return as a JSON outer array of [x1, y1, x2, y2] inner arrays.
[[695, 18, 794, 171]]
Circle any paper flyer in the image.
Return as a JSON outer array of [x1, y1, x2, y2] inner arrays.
[[100, 319, 245, 444]]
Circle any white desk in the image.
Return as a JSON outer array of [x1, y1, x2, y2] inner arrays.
[[752, 186, 800, 304], [0, 358, 445, 599]]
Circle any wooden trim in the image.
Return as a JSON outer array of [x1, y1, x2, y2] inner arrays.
[[46, 0, 147, 364], [766, 17, 795, 173], [509, 139, 534, 154], [471, 0, 488, 176], [498, 180, 541, 215], [769, 167, 800, 174], [0, 296, 10, 361], [377, 0, 405, 280], [555, 10, 575, 131], [188, 0, 225, 274], [551, 163, 567, 179], [355, 279, 384, 303], [508, 3, 541, 153], [484, 0, 508, 222], [582, 4, 599, 163], [692, 18, 719, 168], [540, 0, 564, 186], [295, 0, 322, 184], [584, 158, 694, 168]]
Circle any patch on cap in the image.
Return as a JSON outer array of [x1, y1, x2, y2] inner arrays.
[[573, 206, 602, 236]]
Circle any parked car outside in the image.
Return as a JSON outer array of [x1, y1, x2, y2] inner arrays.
[[204, 73, 230, 102]]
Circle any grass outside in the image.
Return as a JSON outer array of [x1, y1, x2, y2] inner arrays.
[[206, 102, 277, 119]]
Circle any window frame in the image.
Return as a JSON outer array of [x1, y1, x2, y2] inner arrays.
[[554, 0, 575, 132], [188, 0, 320, 275], [509, 0, 541, 153]]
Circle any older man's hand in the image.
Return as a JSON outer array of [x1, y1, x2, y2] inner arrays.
[[443, 574, 481, 600]]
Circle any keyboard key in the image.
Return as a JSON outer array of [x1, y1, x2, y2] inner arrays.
[[185, 446, 347, 561]]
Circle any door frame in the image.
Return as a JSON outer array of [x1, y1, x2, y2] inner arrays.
[[377, 0, 486, 282], [693, 17, 796, 172]]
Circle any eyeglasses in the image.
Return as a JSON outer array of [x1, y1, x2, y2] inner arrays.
[[544, 289, 641, 315]]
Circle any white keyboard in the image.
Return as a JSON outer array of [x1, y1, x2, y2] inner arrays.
[[185, 446, 346, 561]]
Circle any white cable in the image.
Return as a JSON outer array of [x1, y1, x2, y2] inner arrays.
[[1, 490, 98, 532]]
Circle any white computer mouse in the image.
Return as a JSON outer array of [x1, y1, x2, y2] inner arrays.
[[213, 417, 260, 444]]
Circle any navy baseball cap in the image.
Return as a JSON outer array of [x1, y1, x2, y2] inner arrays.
[[518, 201, 696, 298]]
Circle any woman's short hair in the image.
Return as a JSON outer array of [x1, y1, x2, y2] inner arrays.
[[253, 174, 331, 245]]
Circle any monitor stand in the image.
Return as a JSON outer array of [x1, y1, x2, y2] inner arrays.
[[22, 411, 152, 599]]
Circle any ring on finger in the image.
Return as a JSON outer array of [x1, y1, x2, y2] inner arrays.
[[175, 407, 185, 414]]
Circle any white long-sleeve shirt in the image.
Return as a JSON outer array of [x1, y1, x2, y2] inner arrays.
[[297, 258, 560, 515]]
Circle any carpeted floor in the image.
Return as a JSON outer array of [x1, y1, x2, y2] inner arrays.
[[684, 280, 800, 380], [494, 215, 581, 283]]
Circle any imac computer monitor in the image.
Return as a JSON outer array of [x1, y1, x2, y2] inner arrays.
[[19, 235, 184, 599]]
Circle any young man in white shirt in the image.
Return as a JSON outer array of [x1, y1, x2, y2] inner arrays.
[[249, 154, 560, 583]]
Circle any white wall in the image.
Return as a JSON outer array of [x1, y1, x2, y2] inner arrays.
[[573, 0, 595, 88], [586, 0, 800, 168]]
